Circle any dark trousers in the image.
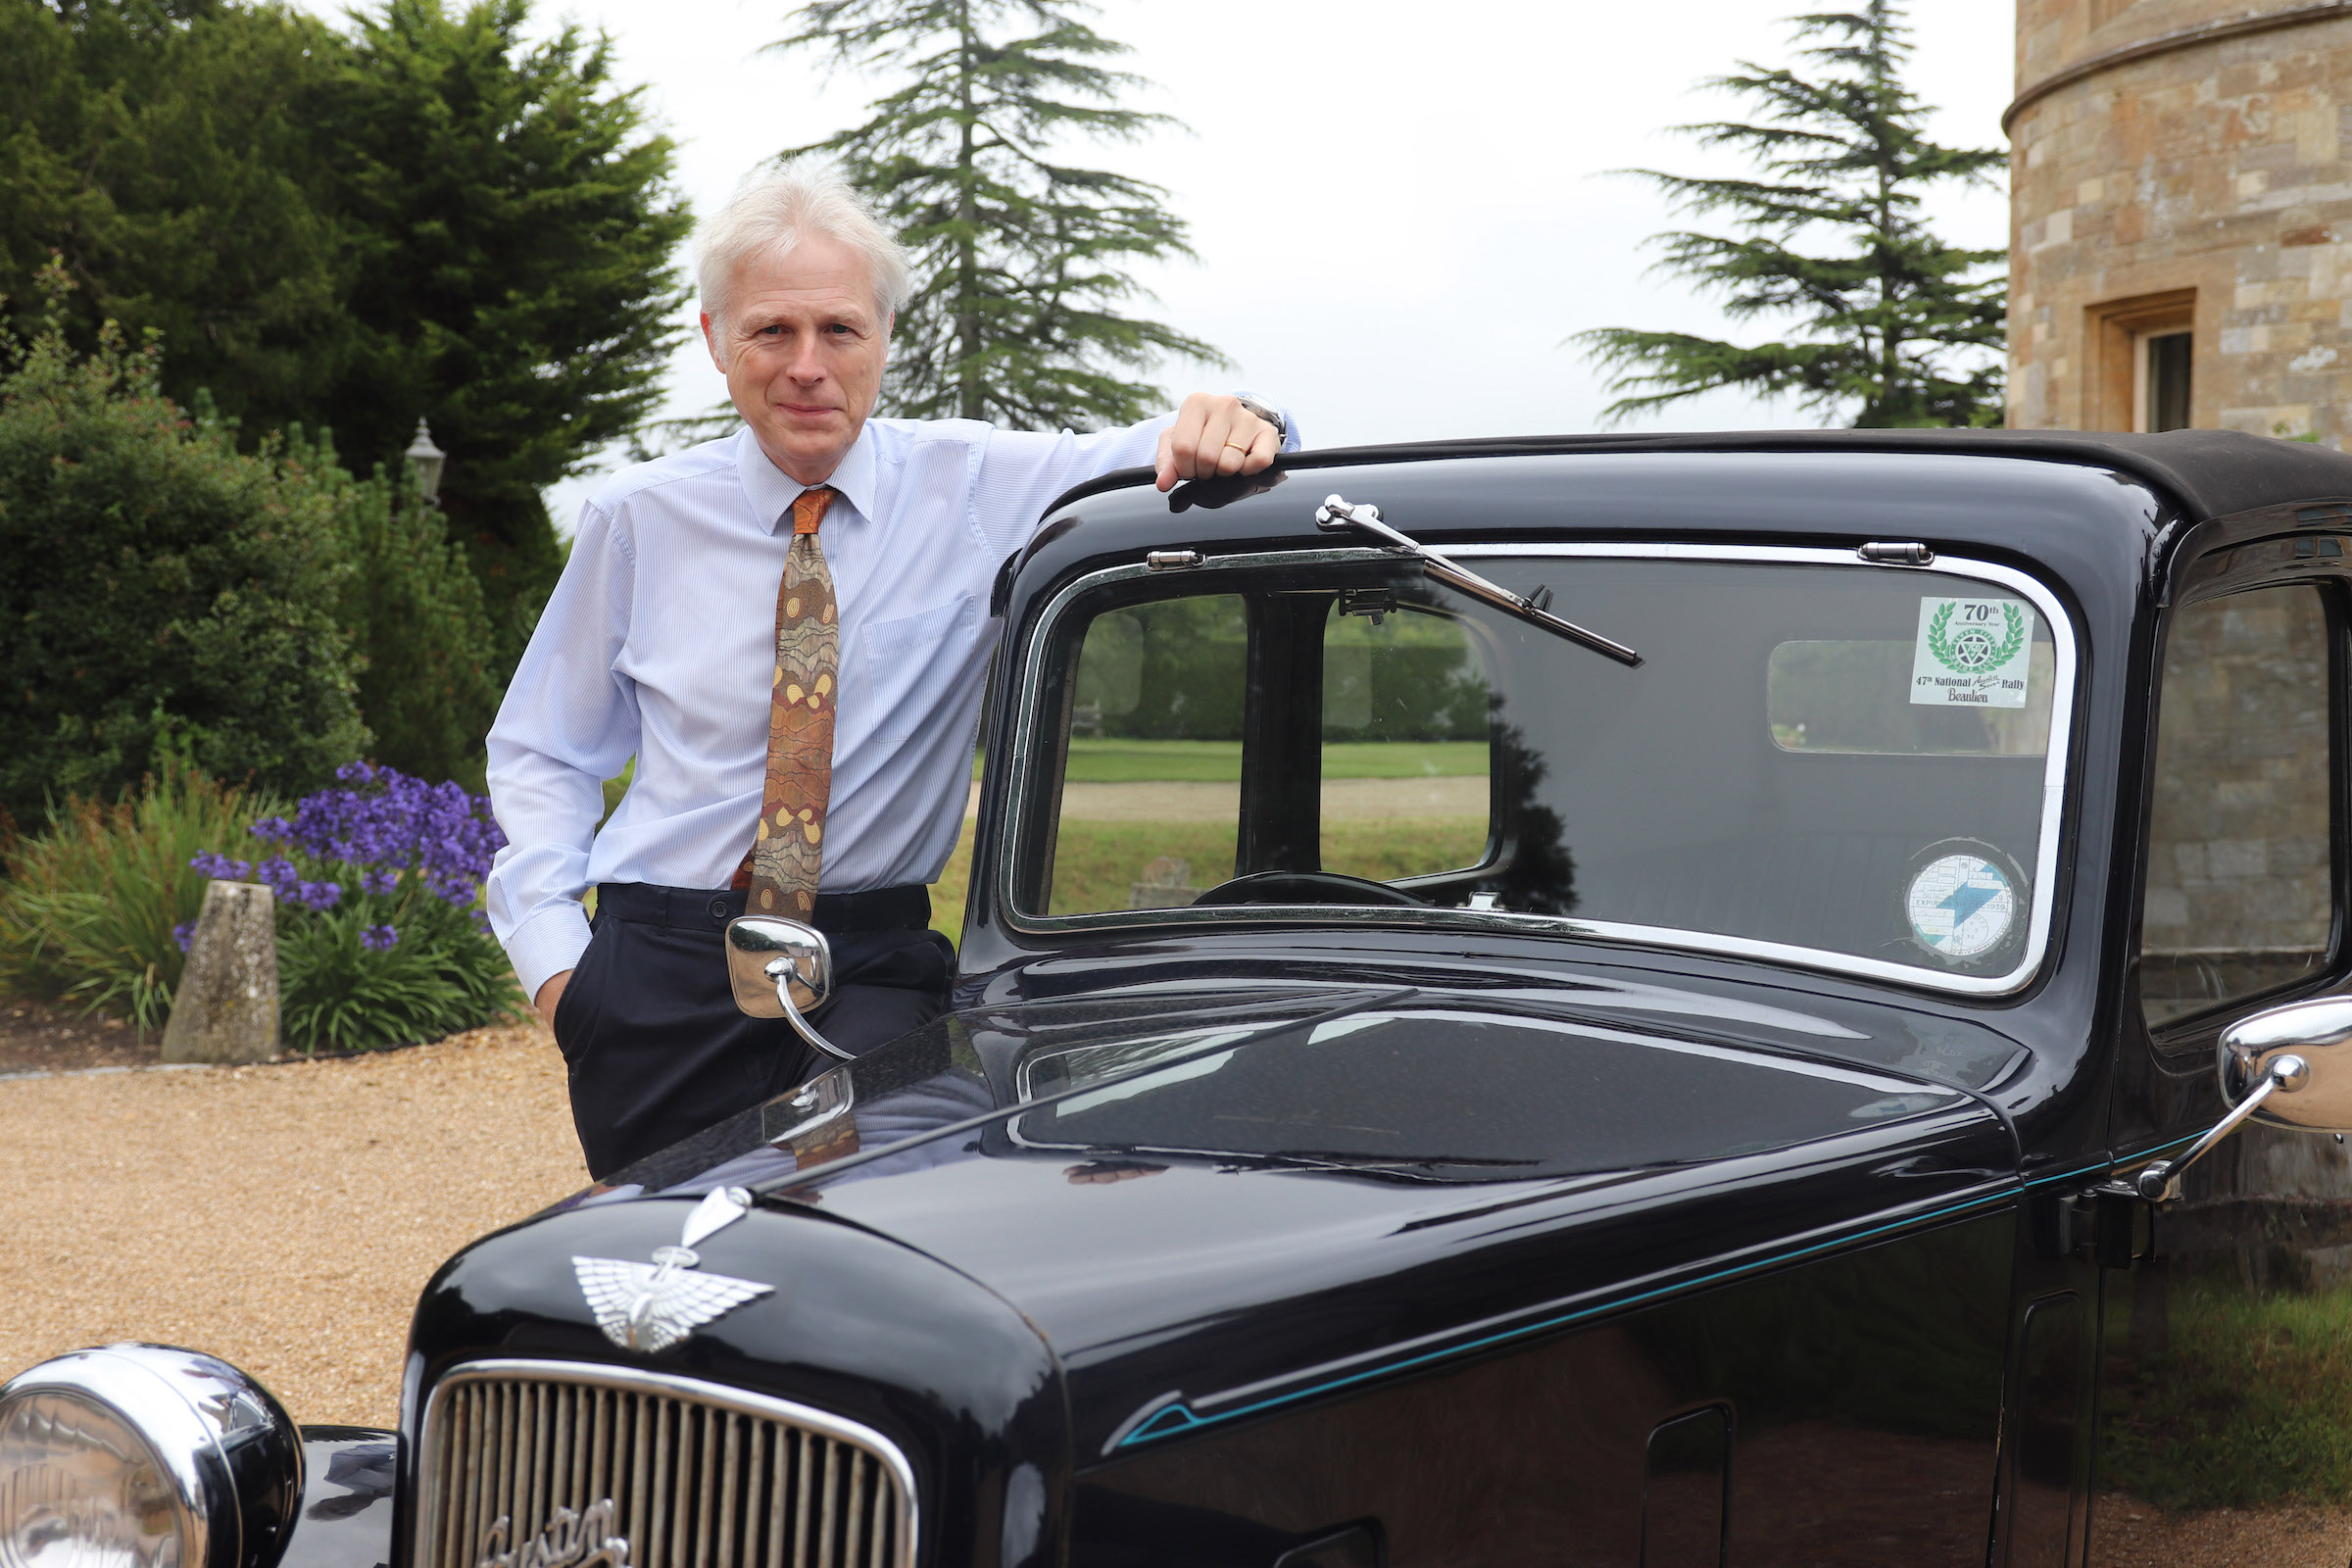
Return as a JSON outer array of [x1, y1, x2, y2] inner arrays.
[[553, 882, 953, 1179]]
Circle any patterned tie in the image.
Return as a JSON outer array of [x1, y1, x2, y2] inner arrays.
[[734, 485, 840, 918]]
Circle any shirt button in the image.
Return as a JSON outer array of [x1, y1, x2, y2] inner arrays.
[[708, 897, 731, 922]]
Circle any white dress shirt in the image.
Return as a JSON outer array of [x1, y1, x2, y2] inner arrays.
[[486, 406, 1300, 998]]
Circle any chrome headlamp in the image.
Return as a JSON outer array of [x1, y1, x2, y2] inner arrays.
[[0, 1345, 302, 1568]]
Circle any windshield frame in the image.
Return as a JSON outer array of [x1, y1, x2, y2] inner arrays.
[[996, 542, 2081, 999]]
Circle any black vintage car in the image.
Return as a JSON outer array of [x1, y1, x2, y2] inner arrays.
[[17, 429, 2352, 1568]]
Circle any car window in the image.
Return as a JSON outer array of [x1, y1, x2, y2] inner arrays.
[[1319, 600, 1492, 884], [2140, 583, 2337, 1028], [1015, 553, 2073, 992], [1051, 595, 1246, 914]]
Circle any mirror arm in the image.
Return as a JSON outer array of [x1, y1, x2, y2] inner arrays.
[[766, 957, 856, 1061], [1313, 495, 1642, 668], [2132, 1053, 2310, 1202]]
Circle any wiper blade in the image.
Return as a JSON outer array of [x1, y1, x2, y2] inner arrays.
[[1314, 494, 1642, 667]]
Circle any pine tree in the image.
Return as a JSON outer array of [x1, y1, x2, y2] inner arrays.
[[769, 0, 1225, 429], [323, 0, 693, 658], [1572, 1, 2006, 428]]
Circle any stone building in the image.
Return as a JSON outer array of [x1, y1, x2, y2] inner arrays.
[[2011, 4, 2352, 1294], [2008, 0, 2352, 439]]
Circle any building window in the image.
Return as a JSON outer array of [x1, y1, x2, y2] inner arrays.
[[2137, 330, 2193, 432], [2087, 289, 2196, 432]]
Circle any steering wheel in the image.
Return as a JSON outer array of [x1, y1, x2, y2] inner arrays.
[[1189, 871, 1427, 908]]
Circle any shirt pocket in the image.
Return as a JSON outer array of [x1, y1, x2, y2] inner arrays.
[[859, 595, 982, 744]]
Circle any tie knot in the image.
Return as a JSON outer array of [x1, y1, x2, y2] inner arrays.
[[791, 486, 837, 536]]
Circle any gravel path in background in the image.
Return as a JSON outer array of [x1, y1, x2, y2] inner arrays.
[[0, 1023, 584, 1428]]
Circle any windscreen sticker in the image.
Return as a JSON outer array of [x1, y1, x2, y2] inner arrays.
[[1911, 597, 2031, 709], [1904, 854, 2017, 959]]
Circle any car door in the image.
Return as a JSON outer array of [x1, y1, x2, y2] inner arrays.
[[2088, 569, 2352, 1564]]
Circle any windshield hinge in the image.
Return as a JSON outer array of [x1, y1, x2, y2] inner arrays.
[[1859, 541, 1936, 566]]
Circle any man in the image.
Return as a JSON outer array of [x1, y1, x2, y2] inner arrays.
[[485, 169, 1296, 1179]]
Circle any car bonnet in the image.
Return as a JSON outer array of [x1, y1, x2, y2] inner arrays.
[[556, 978, 2023, 1457]]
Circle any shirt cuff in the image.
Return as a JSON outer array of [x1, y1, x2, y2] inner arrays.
[[503, 902, 596, 1004]]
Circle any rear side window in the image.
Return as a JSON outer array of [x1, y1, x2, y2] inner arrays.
[[2141, 584, 2338, 1027]]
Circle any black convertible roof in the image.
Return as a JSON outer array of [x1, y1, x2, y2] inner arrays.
[[1060, 427, 2352, 524]]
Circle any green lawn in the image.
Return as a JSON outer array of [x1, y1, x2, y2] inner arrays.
[[972, 739, 1489, 784], [928, 813, 1488, 942], [2100, 1269, 2352, 1509]]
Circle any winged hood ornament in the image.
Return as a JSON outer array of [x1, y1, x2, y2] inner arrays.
[[572, 1187, 773, 1352]]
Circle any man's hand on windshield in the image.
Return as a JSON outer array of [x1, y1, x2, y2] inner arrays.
[[1156, 393, 1281, 492]]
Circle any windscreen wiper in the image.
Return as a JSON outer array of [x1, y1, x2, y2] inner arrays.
[[1314, 494, 1642, 667]]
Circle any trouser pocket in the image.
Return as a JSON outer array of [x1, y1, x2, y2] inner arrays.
[[550, 919, 613, 1063]]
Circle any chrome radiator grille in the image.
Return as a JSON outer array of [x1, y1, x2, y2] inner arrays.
[[416, 1361, 916, 1568]]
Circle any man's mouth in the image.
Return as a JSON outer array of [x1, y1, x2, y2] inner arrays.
[[776, 402, 840, 418]]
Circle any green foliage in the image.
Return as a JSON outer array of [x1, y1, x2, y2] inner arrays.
[[323, 0, 694, 657], [0, 284, 371, 829], [1, 0, 693, 662], [1075, 598, 1491, 744], [0, 0, 355, 432], [280, 430, 503, 788], [772, 0, 1227, 427], [1572, 0, 2006, 428], [277, 891, 521, 1054], [0, 764, 280, 1031]]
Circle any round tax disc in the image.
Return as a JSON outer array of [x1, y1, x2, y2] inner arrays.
[[1904, 854, 2016, 960]]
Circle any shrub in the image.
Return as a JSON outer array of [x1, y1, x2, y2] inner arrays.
[[0, 283, 370, 829], [278, 430, 503, 790], [189, 762, 522, 1053], [0, 763, 279, 1030]]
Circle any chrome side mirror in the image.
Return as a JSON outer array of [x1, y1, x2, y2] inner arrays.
[[723, 916, 853, 1060], [2132, 995, 2352, 1201], [2218, 996, 2352, 1129]]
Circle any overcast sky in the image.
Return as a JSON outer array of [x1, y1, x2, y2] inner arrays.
[[323, 0, 2019, 524]]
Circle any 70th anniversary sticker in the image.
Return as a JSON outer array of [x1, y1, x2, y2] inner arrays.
[[1911, 597, 2030, 709]]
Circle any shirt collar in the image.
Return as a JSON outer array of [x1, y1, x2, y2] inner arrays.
[[734, 422, 880, 534]]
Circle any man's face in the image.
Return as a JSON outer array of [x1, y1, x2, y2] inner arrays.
[[703, 234, 890, 486]]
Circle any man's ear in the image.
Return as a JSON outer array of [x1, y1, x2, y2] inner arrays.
[[700, 311, 725, 372]]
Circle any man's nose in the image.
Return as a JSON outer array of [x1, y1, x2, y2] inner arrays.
[[784, 335, 827, 382]]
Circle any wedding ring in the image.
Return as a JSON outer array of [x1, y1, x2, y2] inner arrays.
[[1223, 440, 1250, 451]]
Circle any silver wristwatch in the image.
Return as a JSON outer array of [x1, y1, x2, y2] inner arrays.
[[1235, 395, 1287, 441]]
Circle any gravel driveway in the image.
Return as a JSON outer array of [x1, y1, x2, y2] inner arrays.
[[0, 1023, 584, 1428]]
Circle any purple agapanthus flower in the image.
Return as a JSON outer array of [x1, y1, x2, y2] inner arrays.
[[254, 763, 505, 907], [360, 924, 399, 952], [192, 765, 503, 934], [172, 922, 195, 954]]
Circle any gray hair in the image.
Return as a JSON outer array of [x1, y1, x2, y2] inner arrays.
[[695, 164, 911, 333]]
